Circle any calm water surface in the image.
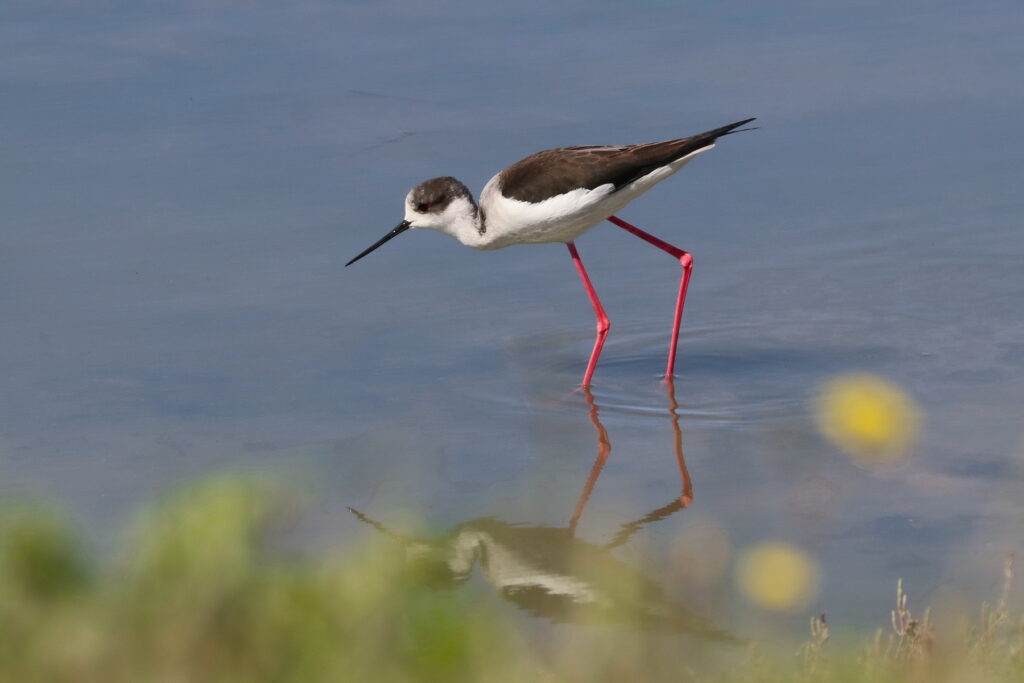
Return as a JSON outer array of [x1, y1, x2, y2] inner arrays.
[[2, 0, 1023, 639]]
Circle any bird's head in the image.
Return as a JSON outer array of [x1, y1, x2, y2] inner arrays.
[[346, 176, 476, 266]]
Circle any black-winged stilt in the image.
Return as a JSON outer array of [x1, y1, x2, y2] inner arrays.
[[347, 118, 756, 386]]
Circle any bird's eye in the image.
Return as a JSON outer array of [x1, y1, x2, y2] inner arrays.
[[416, 202, 430, 212]]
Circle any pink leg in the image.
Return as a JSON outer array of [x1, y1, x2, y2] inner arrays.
[[606, 215, 693, 380], [567, 241, 610, 387]]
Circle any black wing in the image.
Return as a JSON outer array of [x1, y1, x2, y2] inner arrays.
[[497, 118, 755, 203]]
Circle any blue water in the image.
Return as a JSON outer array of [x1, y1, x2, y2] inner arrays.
[[2, 0, 1023, 637]]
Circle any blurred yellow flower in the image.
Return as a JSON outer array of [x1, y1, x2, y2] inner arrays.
[[737, 542, 819, 612], [816, 374, 921, 466]]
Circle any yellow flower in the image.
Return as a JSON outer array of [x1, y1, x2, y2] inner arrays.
[[737, 542, 819, 612], [816, 374, 921, 466]]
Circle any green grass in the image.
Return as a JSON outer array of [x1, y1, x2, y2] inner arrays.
[[0, 476, 1020, 682]]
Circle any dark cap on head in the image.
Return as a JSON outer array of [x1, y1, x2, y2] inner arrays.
[[409, 176, 474, 213]]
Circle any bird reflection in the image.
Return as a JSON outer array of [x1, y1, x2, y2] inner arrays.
[[349, 379, 731, 640]]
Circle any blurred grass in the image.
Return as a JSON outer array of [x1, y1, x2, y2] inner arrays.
[[0, 474, 1021, 682], [0, 477, 534, 682]]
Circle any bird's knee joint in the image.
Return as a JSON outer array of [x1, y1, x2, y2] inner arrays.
[[597, 319, 611, 335], [679, 253, 694, 269]]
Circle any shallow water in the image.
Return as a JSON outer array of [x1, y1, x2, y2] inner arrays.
[[2, 0, 1023, 639]]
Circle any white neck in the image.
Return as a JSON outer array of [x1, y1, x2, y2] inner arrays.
[[436, 196, 488, 249]]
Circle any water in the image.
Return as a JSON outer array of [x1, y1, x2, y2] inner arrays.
[[2, 0, 1023, 639]]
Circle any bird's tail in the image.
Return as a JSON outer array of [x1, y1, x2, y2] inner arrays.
[[693, 117, 758, 144]]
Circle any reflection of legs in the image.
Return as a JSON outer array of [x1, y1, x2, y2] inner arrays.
[[568, 382, 694, 539], [567, 241, 610, 388], [600, 379, 693, 550], [568, 388, 610, 534], [606, 215, 693, 379], [666, 377, 693, 507]]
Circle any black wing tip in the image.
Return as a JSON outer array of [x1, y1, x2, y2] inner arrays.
[[673, 118, 756, 157], [662, 117, 757, 163], [705, 117, 758, 139]]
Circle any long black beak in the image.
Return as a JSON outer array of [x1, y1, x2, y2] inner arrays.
[[346, 220, 411, 267]]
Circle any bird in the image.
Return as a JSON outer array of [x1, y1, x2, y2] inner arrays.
[[347, 118, 756, 386]]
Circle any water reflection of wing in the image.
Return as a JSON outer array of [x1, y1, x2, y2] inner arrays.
[[459, 518, 733, 640], [351, 510, 735, 642]]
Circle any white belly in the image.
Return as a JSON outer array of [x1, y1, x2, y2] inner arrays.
[[477, 146, 712, 249]]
